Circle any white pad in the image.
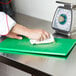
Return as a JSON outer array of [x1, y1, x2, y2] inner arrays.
[[30, 34, 55, 44]]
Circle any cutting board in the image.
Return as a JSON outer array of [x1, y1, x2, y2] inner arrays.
[[0, 36, 76, 57]]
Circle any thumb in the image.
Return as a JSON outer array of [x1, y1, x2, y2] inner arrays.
[[14, 35, 23, 40], [7, 32, 23, 39]]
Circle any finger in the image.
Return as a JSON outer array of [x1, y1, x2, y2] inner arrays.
[[7, 32, 23, 40], [14, 35, 23, 40], [39, 35, 44, 41], [42, 34, 47, 40], [44, 31, 50, 39]]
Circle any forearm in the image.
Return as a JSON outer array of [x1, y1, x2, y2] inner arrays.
[[11, 24, 31, 37]]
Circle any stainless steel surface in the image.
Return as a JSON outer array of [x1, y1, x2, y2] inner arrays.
[[0, 62, 31, 76], [1, 13, 76, 76]]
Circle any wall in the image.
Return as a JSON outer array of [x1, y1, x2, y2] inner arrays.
[[14, 0, 76, 21], [14, 0, 59, 21]]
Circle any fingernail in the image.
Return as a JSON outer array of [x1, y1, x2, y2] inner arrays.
[[19, 37, 23, 39]]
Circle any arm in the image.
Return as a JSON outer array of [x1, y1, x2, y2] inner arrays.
[[0, 12, 50, 41], [7, 24, 50, 41]]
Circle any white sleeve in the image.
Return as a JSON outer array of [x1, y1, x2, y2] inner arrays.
[[0, 12, 16, 36]]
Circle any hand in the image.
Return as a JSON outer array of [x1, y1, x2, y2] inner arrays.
[[10, 24, 50, 41], [7, 32, 22, 40], [27, 29, 50, 41]]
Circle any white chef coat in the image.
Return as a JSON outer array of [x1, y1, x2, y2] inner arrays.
[[0, 12, 16, 36]]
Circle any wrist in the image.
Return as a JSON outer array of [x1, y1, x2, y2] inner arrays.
[[23, 28, 32, 38]]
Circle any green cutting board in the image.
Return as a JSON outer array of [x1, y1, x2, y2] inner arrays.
[[0, 37, 76, 57], [0, 50, 69, 59]]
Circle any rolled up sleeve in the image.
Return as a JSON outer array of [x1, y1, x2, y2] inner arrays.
[[0, 12, 16, 36]]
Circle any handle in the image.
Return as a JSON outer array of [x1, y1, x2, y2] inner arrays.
[[56, 1, 72, 9]]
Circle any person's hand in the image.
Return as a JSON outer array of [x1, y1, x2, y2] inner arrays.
[[7, 32, 22, 40], [27, 29, 50, 41], [10, 24, 50, 41]]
